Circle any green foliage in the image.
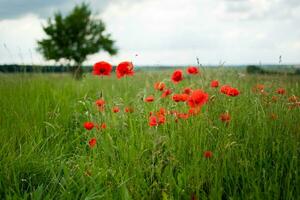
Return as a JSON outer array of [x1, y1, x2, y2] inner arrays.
[[295, 68, 300, 75], [37, 3, 117, 78], [0, 69, 299, 199], [246, 65, 265, 74]]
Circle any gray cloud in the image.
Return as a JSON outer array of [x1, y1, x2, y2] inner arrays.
[[0, 0, 112, 19], [221, 0, 300, 20], [0, 0, 147, 19], [0, 0, 299, 65]]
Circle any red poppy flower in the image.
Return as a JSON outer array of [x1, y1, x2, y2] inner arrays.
[[158, 115, 166, 124], [149, 112, 166, 127], [157, 108, 167, 116], [187, 66, 199, 74], [149, 116, 158, 127], [95, 99, 105, 111], [125, 107, 134, 113], [220, 85, 239, 96], [112, 106, 120, 113], [203, 151, 213, 158], [144, 95, 155, 102], [172, 94, 182, 102], [183, 87, 192, 95], [277, 88, 285, 95], [220, 113, 230, 123], [101, 123, 106, 129], [210, 80, 219, 88], [227, 87, 240, 97], [154, 82, 166, 91], [180, 94, 189, 102], [84, 122, 94, 130], [116, 61, 134, 78], [220, 85, 230, 94], [161, 89, 172, 98], [177, 113, 189, 120], [187, 89, 209, 108], [93, 61, 112, 76], [89, 138, 97, 148], [188, 107, 201, 116], [171, 70, 183, 84]]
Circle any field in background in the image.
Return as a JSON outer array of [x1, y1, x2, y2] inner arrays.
[[0, 68, 299, 199]]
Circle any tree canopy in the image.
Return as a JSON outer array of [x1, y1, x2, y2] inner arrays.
[[37, 3, 117, 78]]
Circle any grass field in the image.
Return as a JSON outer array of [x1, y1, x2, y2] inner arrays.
[[0, 68, 299, 199]]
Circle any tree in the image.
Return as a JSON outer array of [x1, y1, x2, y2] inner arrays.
[[37, 3, 117, 79]]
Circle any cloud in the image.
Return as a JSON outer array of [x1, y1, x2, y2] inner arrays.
[[0, 15, 46, 64], [217, 0, 300, 21], [0, 0, 69, 19], [0, 0, 299, 65], [0, 0, 144, 19]]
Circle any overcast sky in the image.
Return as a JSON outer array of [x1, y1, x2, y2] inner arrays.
[[0, 0, 299, 66]]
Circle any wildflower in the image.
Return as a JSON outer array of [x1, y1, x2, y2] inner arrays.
[[227, 87, 240, 97], [101, 123, 106, 129], [210, 80, 219, 88], [125, 107, 134, 113], [220, 113, 230, 123], [171, 70, 183, 84], [157, 108, 167, 116], [112, 106, 120, 113], [116, 61, 134, 78], [172, 94, 182, 102], [188, 107, 201, 116], [187, 66, 199, 74], [177, 113, 189, 120], [183, 87, 192, 95], [149, 111, 166, 126], [84, 122, 94, 130], [93, 61, 112, 76], [220, 85, 239, 96], [204, 151, 213, 158], [161, 89, 172, 98], [154, 82, 165, 91], [149, 116, 158, 127], [277, 88, 285, 95], [89, 138, 97, 148], [144, 95, 155, 102], [220, 85, 231, 94], [187, 89, 209, 108], [158, 115, 166, 124], [95, 99, 105, 111], [180, 93, 189, 102]]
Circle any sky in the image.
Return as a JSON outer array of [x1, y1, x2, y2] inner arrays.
[[0, 0, 300, 66]]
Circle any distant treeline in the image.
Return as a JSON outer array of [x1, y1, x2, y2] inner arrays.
[[1, 64, 299, 74], [0, 64, 92, 73], [0, 64, 172, 73], [246, 65, 300, 75]]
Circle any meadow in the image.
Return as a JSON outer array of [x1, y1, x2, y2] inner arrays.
[[0, 67, 299, 199]]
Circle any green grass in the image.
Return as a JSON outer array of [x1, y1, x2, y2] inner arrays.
[[0, 69, 299, 199]]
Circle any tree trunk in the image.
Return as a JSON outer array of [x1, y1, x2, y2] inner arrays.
[[72, 65, 83, 80]]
